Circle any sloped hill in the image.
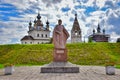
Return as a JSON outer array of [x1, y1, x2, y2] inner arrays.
[[0, 43, 120, 66]]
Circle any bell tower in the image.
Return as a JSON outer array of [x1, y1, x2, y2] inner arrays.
[[71, 14, 82, 43]]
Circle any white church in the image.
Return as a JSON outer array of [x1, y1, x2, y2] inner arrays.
[[21, 13, 50, 44]]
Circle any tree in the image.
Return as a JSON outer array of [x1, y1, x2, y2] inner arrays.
[[49, 37, 53, 44], [117, 38, 120, 42], [88, 37, 92, 43]]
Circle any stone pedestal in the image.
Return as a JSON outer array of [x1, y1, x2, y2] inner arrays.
[[40, 48, 79, 73], [53, 48, 67, 62], [41, 62, 79, 73]]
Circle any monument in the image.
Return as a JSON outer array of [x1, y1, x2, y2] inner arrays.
[[53, 19, 69, 62], [41, 19, 79, 73]]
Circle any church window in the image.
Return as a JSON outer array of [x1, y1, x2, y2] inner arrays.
[[37, 26, 40, 30], [79, 31, 81, 35], [38, 42, 39, 44], [41, 34, 43, 37], [37, 34, 39, 37], [46, 34, 47, 38], [30, 42, 32, 44], [75, 31, 77, 35], [25, 42, 27, 44]]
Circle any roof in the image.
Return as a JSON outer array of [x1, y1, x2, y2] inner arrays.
[[21, 36, 34, 41], [89, 33, 110, 38], [71, 14, 81, 31]]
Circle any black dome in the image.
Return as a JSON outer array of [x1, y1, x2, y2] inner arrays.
[[37, 13, 41, 19]]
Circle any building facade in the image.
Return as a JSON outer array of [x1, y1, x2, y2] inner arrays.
[[89, 24, 110, 42], [21, 13, 50, 44], [71, 14, 82, 43]]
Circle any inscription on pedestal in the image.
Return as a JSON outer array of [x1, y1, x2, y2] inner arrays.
[[56, 50, 64, 53]]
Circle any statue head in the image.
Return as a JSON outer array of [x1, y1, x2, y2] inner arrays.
[[58, 19, 62, 25]]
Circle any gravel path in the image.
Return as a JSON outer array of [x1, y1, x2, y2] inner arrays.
[[0, 66, 120, 80]]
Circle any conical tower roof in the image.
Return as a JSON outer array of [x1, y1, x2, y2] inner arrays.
[[72, 14, 81, 31]]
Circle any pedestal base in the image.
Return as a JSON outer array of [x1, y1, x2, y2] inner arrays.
[[41, 62, 79, 73], [53, 48, 67, 62]]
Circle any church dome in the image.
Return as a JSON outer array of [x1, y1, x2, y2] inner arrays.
[[37, 13, 41, 19], [29, 21, 32, 26], [46, 20, 49, 25]]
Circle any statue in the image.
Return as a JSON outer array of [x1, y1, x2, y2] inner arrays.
[[53, 19, 69, 49], [41, 20, 79, 73], [53, 19, 69, 62]]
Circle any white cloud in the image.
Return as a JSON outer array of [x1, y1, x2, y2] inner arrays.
[[110, 32, 120, 42], [0, 21, 28, 44], [95, 0, 106, 8], [0, 0, 120, 44], [1, 0, 29, 10]]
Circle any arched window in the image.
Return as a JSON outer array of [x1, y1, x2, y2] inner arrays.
[[75, 31, 77, 36], [79, 31, 81, 35], [41, 34, 43, 37], [46, 34, 47, 38], [30, 42, 32, 44], [37, 34, 39, 37], [25, 42, 27, 44], [37, 26, 40, 30]]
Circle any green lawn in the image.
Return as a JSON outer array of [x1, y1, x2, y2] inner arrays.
[[0, 43, 120, 67], [0, 64, 3, 69], [116, 65, 120, 69]]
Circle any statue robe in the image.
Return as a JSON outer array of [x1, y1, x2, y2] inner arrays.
[[53, 25, 69, 49]]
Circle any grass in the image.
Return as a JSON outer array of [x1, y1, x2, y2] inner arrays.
[[0, 64, 3, 69], [0, 43, 120, 68], [116, 65, 120, 69], [67, 43, 120, 65]]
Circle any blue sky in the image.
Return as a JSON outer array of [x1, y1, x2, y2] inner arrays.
[[0, 0, 120, 44]]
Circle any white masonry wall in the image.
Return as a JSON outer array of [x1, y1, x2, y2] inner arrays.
[[71, 31, 82, 43], [21, 30, 50, 44], [28, 30, 50, 39], [21, 39, 50, 44]]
